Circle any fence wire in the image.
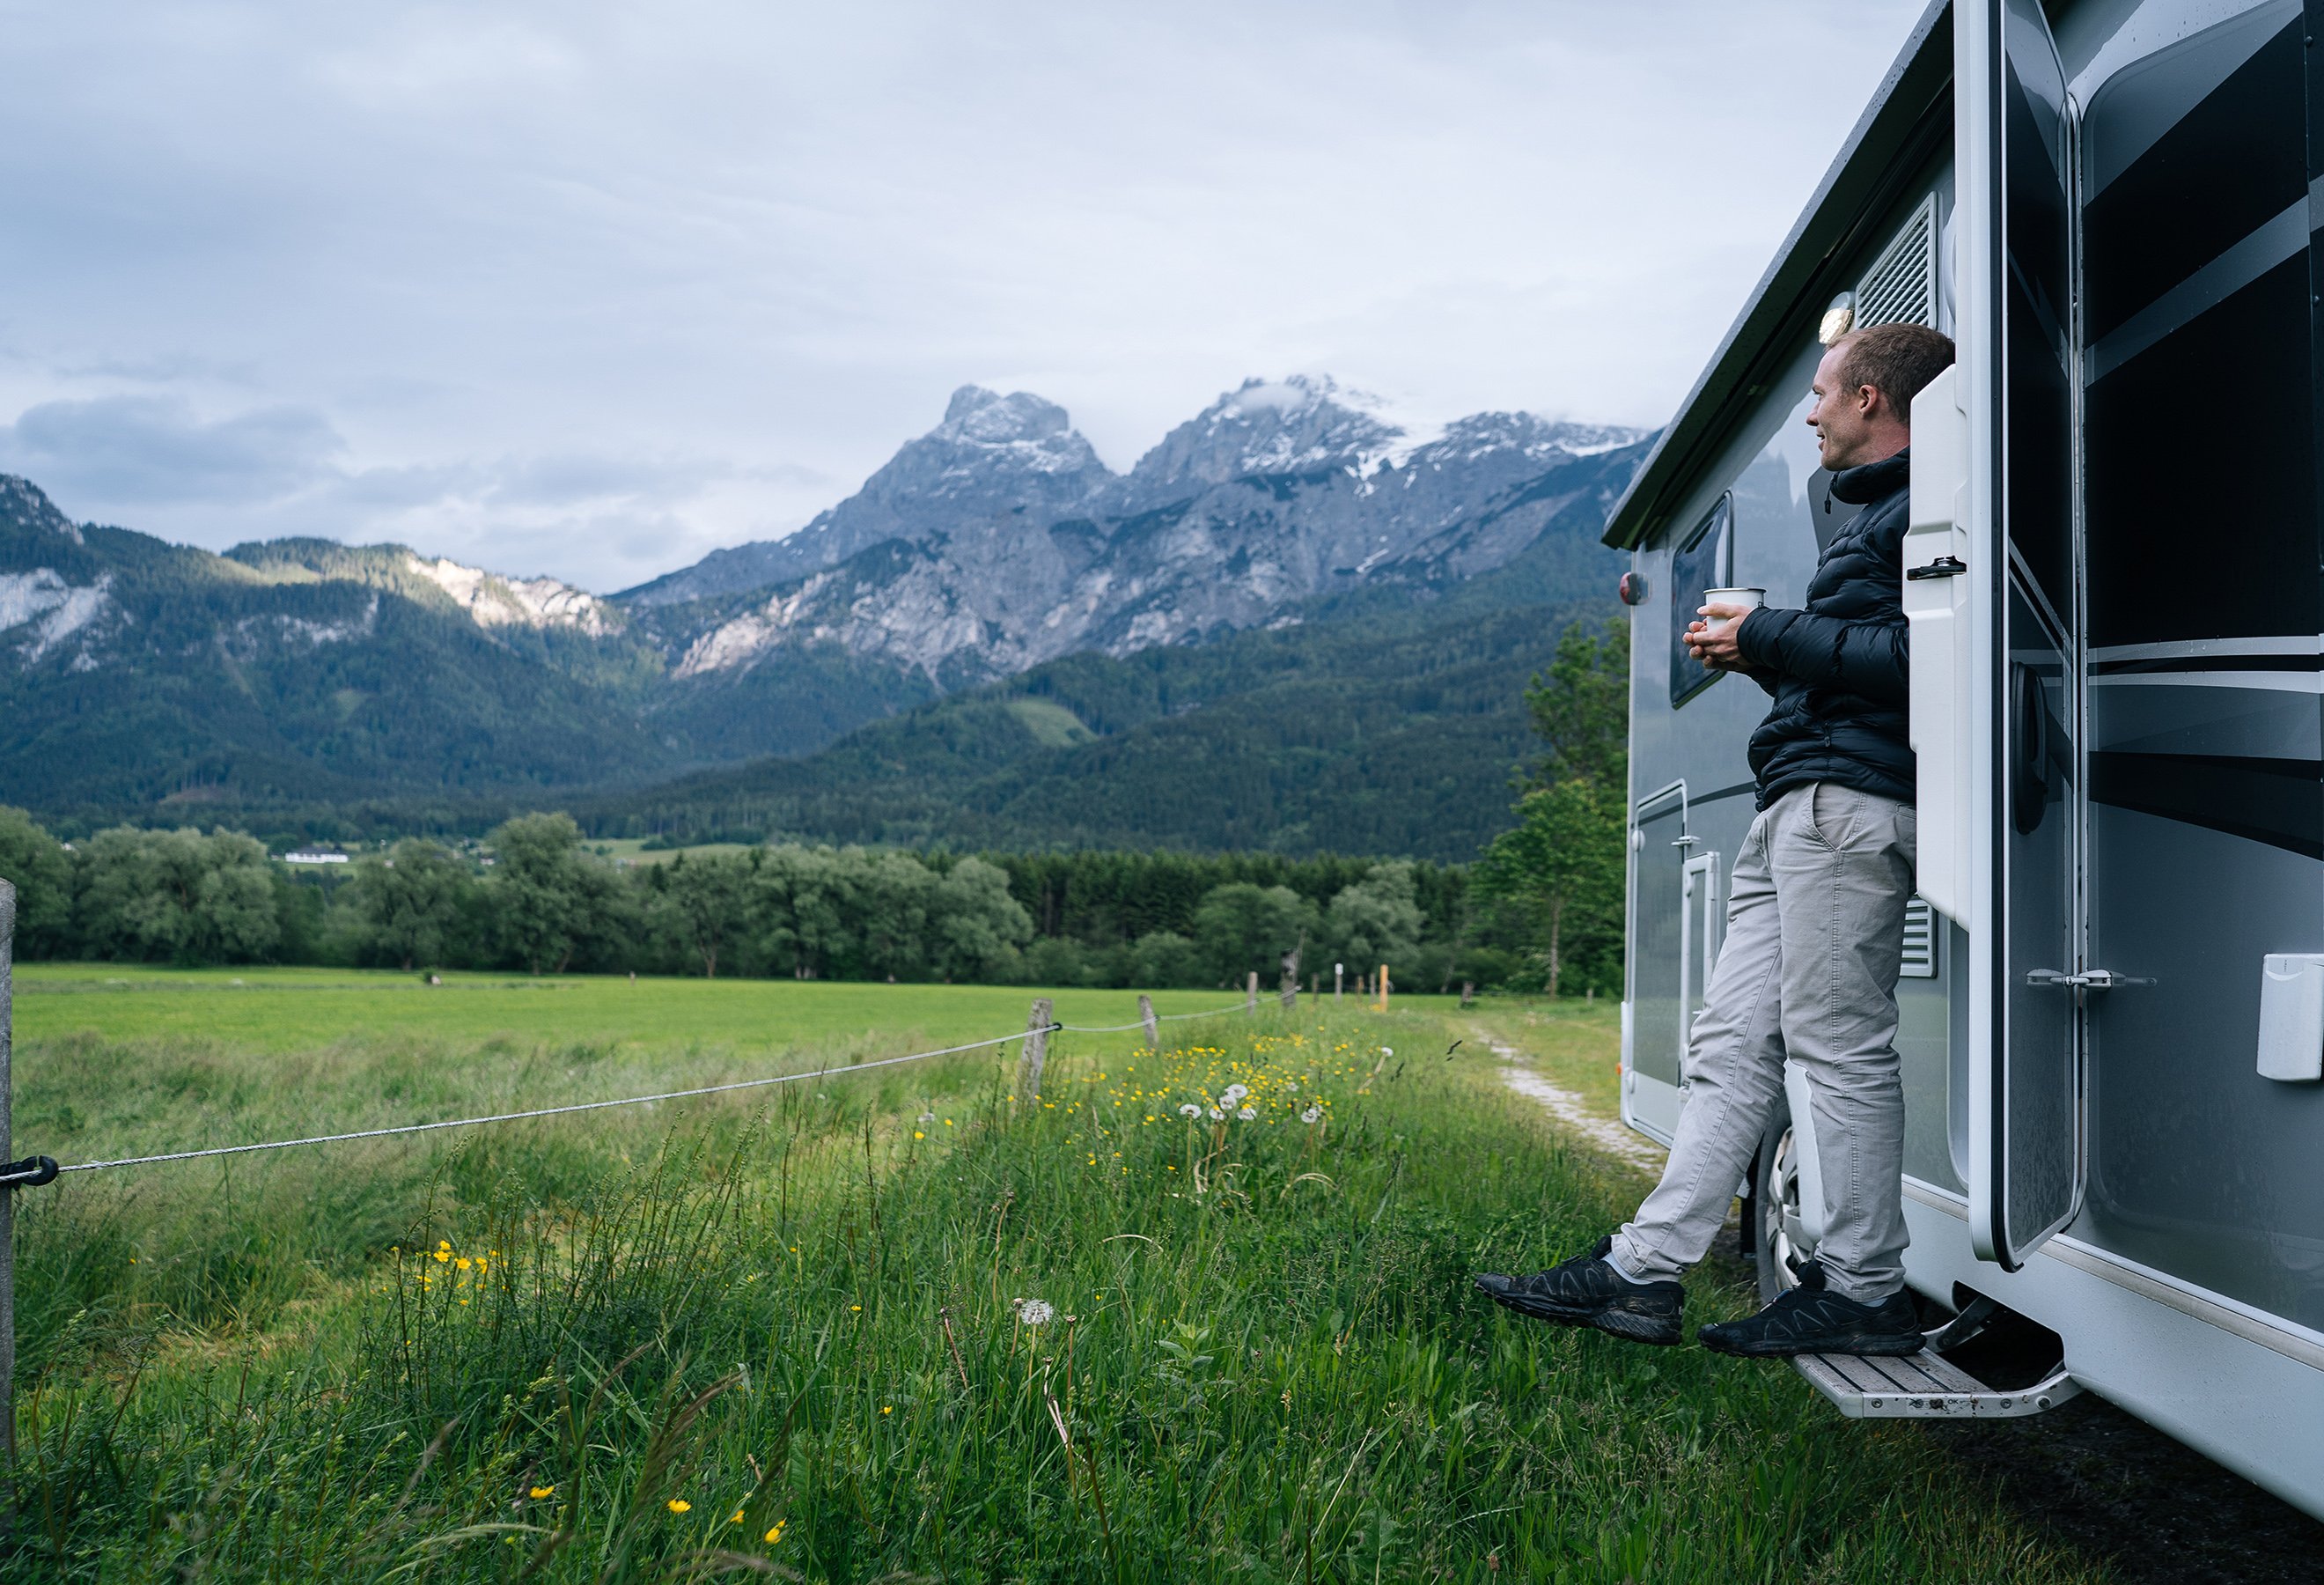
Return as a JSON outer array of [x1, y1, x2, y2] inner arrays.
[[47, 999, 1256, 1177]]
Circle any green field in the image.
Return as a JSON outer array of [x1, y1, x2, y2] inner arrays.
[[0, 971, 2104, 1583]]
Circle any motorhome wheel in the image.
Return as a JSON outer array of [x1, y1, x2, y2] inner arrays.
[[1754, 1102, 1813, 1302]]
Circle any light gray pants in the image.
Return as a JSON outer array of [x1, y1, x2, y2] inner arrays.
[[1611, 781, 1917, 1303]]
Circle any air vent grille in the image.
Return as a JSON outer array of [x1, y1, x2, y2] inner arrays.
[[1854, 195, 1939, 331], [1901, 896, 1938, 978]]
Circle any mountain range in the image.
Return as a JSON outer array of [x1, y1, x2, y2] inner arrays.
[[0, 376, 1648, 854]]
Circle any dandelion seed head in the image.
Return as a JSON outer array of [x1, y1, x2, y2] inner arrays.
[[1017, 1299, 1055, 1326], [1178, 1103, 1201, 1117], [1207, 1107, 1224, 1121], [1238, 1107, 1256, 1120], [1302, 1106, 1323, 1124]]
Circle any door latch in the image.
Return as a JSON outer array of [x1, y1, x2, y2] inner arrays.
[[2025, 968, 2151, 990], [1908, 555, 1968, 580]]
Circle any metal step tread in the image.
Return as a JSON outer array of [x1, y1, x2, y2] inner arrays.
[[1793, 1346, 2079, 1419]]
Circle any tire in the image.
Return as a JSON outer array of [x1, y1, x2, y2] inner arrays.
[[1747, 1095, 1814, 1303]]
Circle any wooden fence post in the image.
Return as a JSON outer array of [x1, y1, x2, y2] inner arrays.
[[0, 881, 15, 1473], [1378, 963, 1389, 1013], [1280, 947, 1299, 1011], [1138, 993, 1158, 1050], [1020, 998, 1053, 1100], [1335, 962, 1343, 1002], [1246, 972, 1257, 1014], [1460, 980, 1475, 1009]]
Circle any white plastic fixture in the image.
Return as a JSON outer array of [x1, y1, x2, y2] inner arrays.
[[2257, 955, 2324, 1082]]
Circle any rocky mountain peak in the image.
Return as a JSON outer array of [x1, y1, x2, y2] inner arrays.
[[1130, 375, 1403, 490], [0, 474, 86, 547]]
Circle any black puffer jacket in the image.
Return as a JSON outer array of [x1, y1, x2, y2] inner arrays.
[[1732, 448, 1913, 809]]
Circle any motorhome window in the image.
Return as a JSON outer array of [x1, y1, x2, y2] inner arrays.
[[2082, 5, 2314, 646], [1667, 495, 1732, 706]]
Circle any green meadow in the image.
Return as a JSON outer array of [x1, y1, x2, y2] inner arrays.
[[0, 970, 2100, 1582]]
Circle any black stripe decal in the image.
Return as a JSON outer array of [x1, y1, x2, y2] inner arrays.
[[2089, 750, 2324, 859]]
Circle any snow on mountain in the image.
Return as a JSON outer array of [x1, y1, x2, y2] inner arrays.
[[632, 376, 1652, 688], [406, 553, 617, 636]]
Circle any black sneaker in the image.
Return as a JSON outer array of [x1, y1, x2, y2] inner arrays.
[[1697, 1263, 1923, 1357], [1472, 1235, 1684, 1346]]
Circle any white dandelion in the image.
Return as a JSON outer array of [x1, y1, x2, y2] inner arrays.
[[1016, 1299, 1055, 1326], [1207, 1107, 1224, 1121], [1179, 1102, 1202, 1118], [1301, 1105, 1323, 1124], [1238, 1107, 1257, 1121], [1220, 1084, 1248, 1104], [918, 1111, 937, 1124], [1285, 1080, 1299, 1091], [1380, 1047, 1394, 1058]]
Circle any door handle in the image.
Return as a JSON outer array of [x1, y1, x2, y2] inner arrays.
[[1908, 556, 1967, 580]]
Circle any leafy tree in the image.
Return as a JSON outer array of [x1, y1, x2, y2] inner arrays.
[[0, 806, 74, 958], [753, 846, 855, 979], [1191, 883, 1316, 989], [1471, 780, 1624, 997], [345, 839, 474, 970], [925, 858, 1032, 983], [1126, 930, 1206, 989], [488, 813, 614, 974], [1524, 619, 1629, 794], [76, 827, 282, 964], [1325, 861, 1423, 973], [651, 850, 756, 978]]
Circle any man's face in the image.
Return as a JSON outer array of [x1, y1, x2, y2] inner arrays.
[[1805, 344, 1875, 469]]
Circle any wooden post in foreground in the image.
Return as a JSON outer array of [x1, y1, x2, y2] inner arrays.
[[0, 881, 15, 1470], [1138, 994, 1158, 1050], [1378, 963, 1390, 1013], [1246, 972, 1257, 1014], [1021, 997, 1053, 1100], [1280, 947, 1299, 1011], [1335, 962, 1343, 1002], [1460, 980, 1475, 1009]]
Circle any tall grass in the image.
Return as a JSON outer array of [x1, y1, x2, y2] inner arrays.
[[4, 1004, 2104, 1583]]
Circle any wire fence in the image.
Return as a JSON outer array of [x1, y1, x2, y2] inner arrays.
[[37, 998, 1257, 1179]]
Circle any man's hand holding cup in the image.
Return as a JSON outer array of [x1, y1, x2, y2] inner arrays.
[[1684, 586, 1765, 672]]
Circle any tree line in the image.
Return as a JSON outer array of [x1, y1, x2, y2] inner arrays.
[[0, 620, 1630, 995], [0, 809, 1601, 993]]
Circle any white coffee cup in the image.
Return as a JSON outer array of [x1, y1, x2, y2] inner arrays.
[[1701, 587, 1766, 631]]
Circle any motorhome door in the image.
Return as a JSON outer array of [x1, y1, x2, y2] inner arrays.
[[1909, 0, 2083, 1270]]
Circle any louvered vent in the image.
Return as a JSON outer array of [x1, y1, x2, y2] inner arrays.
[[1854, 195, 1939, 330], [1900, 896, 1938, 979]]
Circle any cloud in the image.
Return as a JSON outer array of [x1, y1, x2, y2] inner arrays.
[[0, 395, 343, 507], [0, 0, 1928, 588]]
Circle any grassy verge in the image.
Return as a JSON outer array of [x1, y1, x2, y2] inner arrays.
[[3, 978, 2105, 1582]]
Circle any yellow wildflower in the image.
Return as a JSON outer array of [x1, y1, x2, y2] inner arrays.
[[667, 1499, 692, 1514], [765, 1521, 787, 1544], [529, 1485, 555, 1500]]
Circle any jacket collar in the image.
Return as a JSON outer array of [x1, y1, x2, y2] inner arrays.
[[1829, 446, 1909, 505]]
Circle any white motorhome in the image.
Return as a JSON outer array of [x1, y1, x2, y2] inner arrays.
[[1607, 0, 2324, 1518]]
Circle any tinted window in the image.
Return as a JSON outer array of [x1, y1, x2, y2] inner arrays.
[[1667, 494, 1732, 706]]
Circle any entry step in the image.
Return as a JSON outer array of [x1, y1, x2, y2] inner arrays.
[[1793, 1347, 2079, 1419]]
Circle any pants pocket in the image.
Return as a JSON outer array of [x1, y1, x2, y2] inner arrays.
[[1809, 782, 1859, 850]]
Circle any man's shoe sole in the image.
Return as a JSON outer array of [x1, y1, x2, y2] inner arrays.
[[1473, 1279, 1683, 1347], [1696, 1327, 1924, 1360]]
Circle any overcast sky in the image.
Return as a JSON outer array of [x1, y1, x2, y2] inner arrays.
[[0, 1, 1926, 593]]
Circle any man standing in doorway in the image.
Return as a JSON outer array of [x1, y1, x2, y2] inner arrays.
[[1475, 321, 1956, 1355]]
